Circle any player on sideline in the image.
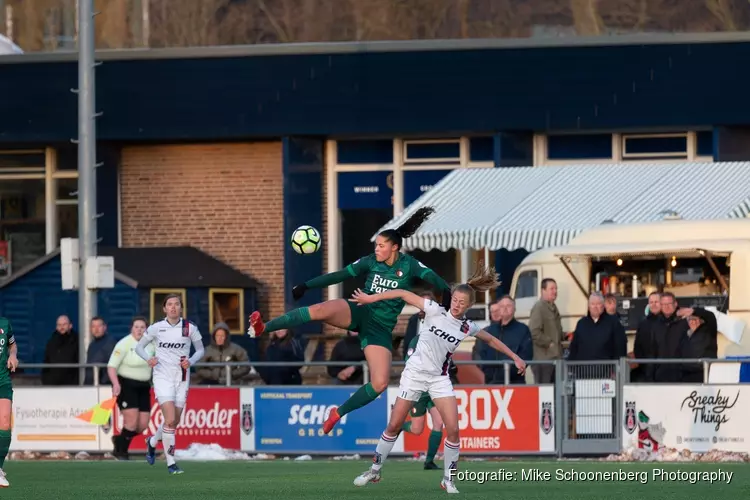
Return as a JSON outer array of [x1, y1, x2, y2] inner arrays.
[[349, 264, 526, 494], [247, 207, 452, 434], [135, 294, 205, 474], [0, 316, 18, 487]]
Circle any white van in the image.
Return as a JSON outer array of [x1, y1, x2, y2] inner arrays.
[[508, 218, 750, 358]]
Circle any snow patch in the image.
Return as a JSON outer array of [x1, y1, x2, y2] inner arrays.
[[174, 443, 275, 461]]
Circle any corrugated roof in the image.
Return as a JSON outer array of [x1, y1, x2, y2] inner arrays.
[[376, 162, 750, 252]]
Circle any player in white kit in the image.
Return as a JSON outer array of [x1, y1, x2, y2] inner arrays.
[[349, 263, 526, 494], [135, 294, 205, 474]]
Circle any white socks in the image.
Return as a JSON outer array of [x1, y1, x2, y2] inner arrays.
[[149, 423, 163, 447], [162, 427, 176, 466], [371, 432, 398, 471], [443, 440, 460, 481]]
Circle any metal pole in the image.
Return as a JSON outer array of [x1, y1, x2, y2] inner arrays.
[[77, 0, 97, 385]]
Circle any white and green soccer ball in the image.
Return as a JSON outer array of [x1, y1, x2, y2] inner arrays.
[[291, 225, 322, 254]]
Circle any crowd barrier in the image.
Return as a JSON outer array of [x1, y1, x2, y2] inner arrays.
[[8, 358, 749, 457]]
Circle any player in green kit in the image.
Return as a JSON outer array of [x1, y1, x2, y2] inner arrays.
[[247, 207, 452, 434], [401, 334, 449, 470], [0, 317, 18, 488]]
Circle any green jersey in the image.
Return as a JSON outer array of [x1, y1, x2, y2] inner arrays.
[[346, 253, 444, 331], [0, 318, 15, 387]]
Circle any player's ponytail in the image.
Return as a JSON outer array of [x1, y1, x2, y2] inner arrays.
[[453, 261, 501, 304], [378, 206, 436, 251]]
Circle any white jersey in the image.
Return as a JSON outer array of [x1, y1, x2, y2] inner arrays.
[[141, 318, 203, 381], [406, 299, 481, 376]]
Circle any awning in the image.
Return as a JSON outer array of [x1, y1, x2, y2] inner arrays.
[[553, 239, 750, 259], [375, 161, 750, 252]]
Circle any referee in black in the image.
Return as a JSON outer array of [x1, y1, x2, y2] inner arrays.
[[107, 316, 153, 460]]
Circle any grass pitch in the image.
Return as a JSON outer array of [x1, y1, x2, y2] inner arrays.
[[1, 459, 747, 499]]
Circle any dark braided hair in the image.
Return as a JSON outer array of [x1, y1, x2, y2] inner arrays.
[[378, 206, 435, 250]]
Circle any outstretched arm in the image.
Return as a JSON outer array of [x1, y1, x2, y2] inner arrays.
[[304, 255, 374, 289], [350, 288, 426, 310], [475, 330, 520, 361]]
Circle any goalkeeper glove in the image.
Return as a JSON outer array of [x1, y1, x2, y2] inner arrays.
[[292, 283, 308, 301]]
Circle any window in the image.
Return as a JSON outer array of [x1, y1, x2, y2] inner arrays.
[[622, 133, 688, 160], [404, 139, 461, 166], [209, 288, 244, 334], [0, 179, 46, 274], [547, 134, 613, 160], [150, 289, 187, 324], [514, 270, 538, 299], [409, 248, 458, 297], [56, 177, 78, 240]]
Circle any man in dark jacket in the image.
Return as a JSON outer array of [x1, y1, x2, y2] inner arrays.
[[328, 331, 366, 385], [653, 292, 689, 383], [568, 293, 627, 374], [84, 317, 117, 385], [678, 307, 718, 383], [630, 292, 661, 382], [259, 329, 304, 385], [41, 315, 80, 386], [479, 296, 532, 384]]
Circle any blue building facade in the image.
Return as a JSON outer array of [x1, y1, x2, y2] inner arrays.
[[1, 34, 750, 335]]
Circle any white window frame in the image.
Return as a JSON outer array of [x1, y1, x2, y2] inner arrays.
[[533, 131, 713, 166]]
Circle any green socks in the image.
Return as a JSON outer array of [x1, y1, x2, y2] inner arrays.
[[338, 382, 381, 417], [401, 421, 412, 433], [0, 429, 10, 468], [426, 429, 443, 463], [264, 307, 311, 333]]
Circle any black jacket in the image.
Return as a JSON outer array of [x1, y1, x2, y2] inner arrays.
[[84, 334, 117, 385], [41, 330, 80, 386], [679, 308, 718, 382], [479, 319, 532, 384], [260, 332, 304, 385], [328, 335, 366, 385], [653, 313, 689, 383], [568, 313, 627, 379], [631, 313, 661, 382]]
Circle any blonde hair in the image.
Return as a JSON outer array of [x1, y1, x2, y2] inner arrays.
[[452, 261, 502, 304]]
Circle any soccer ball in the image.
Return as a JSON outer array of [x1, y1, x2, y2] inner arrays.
[[291, 225, 321, 254]]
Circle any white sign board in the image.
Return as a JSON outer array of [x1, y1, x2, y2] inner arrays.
[[11, 387, 101, 451], [622, 384, 750, 453]]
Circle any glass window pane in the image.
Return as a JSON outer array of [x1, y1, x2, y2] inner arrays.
[[57, 204, 78, 239], [211, 291, 242, 333], [57, 178, 78, 201], [0, 179, 46, 276]]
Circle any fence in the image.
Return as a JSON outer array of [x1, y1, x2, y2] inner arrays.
[[8, 358, 749, 457]]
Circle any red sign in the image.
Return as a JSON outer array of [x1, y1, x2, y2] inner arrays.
[[402, 386, 541, 453], [114, 388, 241, 450]]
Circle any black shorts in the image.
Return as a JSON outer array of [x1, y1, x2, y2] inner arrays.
[[117, 376, 151, 412]]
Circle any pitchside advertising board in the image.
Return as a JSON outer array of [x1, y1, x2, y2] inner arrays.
[[9, 385, 555, 454], [622, 384, 750, 453]]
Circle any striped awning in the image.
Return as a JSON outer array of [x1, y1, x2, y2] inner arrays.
[[375, 162, 750, 252]]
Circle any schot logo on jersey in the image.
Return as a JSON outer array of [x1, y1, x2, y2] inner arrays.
[[158, 341, 186, 349], [428, 325, 461, 346], [460, 322, 470, 334]]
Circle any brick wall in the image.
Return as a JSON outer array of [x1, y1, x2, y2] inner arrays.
[[119, 142, 285, 319]]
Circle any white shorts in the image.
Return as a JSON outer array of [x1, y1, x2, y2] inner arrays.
[[153, 376, 190, 408], [397, 367, 455, 402]]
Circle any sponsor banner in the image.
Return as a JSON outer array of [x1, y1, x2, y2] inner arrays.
[[10, 387, 101, 451], [388, 385, 555, 454], [111, 387, 241, 451], [253, 387, 387, 453], [240, 387, 255, 452], [622, 384, 750, 453]]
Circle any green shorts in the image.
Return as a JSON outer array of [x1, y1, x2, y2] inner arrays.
[[347, 302, 394, 350], [0, 384, 13, 401], [410, 392, 434, 418]]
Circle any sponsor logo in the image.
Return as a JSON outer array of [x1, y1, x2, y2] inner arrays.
[[370, 274, 399, 293], [540, 402, 553, 435], [428, 325, 461, 346], [288, 405, 349, 426], [680, 389, 739, 432], [373, 451, 382, 465], [624, 401, 636, 434], [158, 342, 186, 349], [242, 404, 253, 435], [396, 270, 404, 277]]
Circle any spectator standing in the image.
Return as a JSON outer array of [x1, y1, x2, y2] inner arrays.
[[653, 292, 689, 383], [41, 315, 79, 386], [328, 331, 366, 385], [630, 292, 661, 382], [196, 322, 251, 385], [259, 329, 304, 385], [528, 278, 563, 383], [85, 317, 117, 385], [677, 306, 718, 383], [479, 296, 532, 384]]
